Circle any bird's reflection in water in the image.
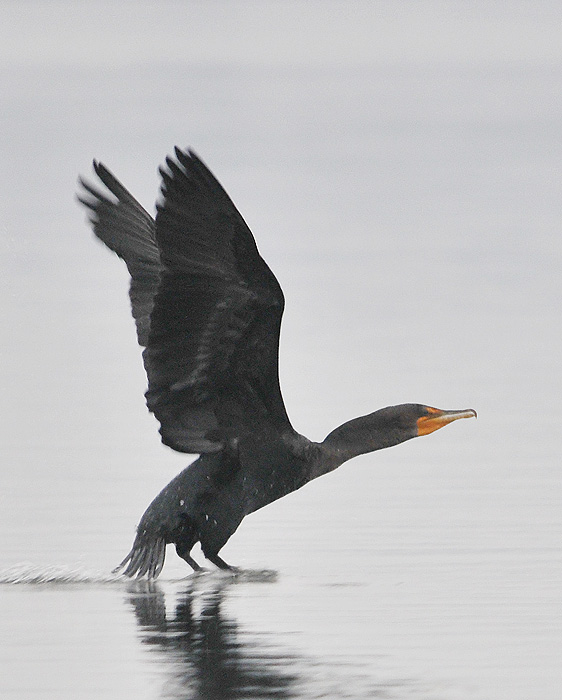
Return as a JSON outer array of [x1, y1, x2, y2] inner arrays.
[[126, 577, 301, 699]]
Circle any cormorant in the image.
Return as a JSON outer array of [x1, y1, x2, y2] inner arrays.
[[78, 148, 475, 578]]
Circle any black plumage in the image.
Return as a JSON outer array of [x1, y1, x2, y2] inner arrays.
[[78, 148, 475, 578]]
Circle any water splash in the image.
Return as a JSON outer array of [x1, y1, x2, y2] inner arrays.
[[0, 562, 124, 585], [0, 563, 279, 585]]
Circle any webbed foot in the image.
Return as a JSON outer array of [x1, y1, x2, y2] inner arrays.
[[205, 553, 238, 572]]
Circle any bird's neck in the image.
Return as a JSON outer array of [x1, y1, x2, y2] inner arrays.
[[312, 409, 416, 479]]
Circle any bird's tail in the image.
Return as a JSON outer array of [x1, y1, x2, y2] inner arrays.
[[113, 528, 167, 579]]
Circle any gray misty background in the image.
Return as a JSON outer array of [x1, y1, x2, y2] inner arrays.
[[0, 2, 561, 700]]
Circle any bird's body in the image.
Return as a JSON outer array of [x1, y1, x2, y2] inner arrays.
[[129, 429, 313, 575], [79, 148, 475, 578]]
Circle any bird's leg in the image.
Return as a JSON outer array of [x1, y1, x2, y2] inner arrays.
[[205, 553, 236, 571], [184, 555, 204, 572], [176, 544, 203, 572]]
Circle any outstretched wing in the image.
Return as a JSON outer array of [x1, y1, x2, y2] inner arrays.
[[78, 149, 292, 454], [144, 148, 291, 453], [78, 162, 161, 346]]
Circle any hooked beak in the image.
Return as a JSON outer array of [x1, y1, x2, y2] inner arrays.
[[417, 407, 477, 436]]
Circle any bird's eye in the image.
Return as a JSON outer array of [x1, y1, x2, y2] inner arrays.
[[425, 406, 441, 415]]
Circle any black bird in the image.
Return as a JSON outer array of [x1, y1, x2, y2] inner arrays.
[[78, 148, 475, 578]]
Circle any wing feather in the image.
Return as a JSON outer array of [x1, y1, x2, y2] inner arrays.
[[77, 162, 161, 346]]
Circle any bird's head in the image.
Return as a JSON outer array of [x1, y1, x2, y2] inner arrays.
[[322, 403, 477, 465], [362, 403, 477, 447]]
